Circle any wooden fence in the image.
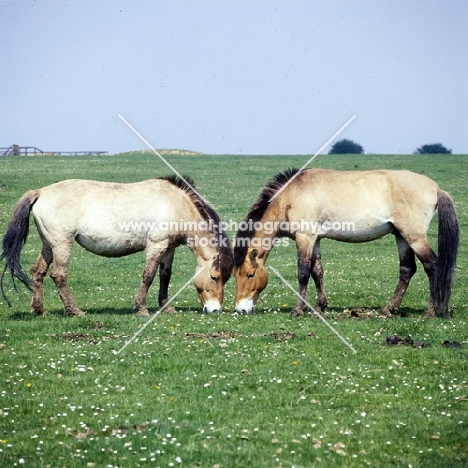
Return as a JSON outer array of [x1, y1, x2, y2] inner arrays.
[[0, 145, 108, 156]]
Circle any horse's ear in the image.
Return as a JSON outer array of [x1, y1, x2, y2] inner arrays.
[[249, 249, 258, 262]]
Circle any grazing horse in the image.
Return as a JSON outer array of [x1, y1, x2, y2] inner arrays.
[[1, 176, 233, 316], [233, 168, 459, 318]]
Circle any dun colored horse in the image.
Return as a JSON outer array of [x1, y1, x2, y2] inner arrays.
[[233, 168, 459, 318], [1, 176, 233, 316]]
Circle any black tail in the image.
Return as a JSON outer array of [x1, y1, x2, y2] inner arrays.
[[0, 190, 40, 306], [433, 189, 459, 317]]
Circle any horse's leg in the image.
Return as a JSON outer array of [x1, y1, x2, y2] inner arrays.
[[310, 241, 328, 312], [158, 248, 176, 313], [134, 245, 168, 317], [30, 243, 52, 316], [382, 233, 417, 316], [49, 242, 85, 316], [291, 234, 317, 317], [408, 238, 437, 318]]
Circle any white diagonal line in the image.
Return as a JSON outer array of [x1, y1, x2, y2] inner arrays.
[[269, 266, 357, 354], [118, 113, 209, 204], [113, 266, 206, 355], [269, 115, 356, 201]]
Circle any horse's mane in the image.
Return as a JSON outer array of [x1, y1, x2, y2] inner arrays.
[[159, 175, 233, 282], [233, 168, 300, 266]]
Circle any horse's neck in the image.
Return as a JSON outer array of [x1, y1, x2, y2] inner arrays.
[[188, 229, 218, 262], [250, 210, 280, 261]]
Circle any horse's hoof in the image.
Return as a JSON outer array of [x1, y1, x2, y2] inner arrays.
[[423, 310, 436, 319], [291, 308, 304, 317], [317, 300, 328, 312], [380, 307, 393, 317], [67, 309, 86, 317], [32, 309, 47, 317], [161, 304, 177, 314], [137, 309, 151, 318]]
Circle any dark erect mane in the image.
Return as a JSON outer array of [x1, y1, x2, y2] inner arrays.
[[159, 175, 233, 282], [233, 168, 300, 266]]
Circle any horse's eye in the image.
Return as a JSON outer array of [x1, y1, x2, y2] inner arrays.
[[210, 275, 218, 282], [247, 272, 255, 279]]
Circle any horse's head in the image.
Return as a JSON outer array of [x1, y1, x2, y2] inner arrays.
[[233, 248, 268, 314], [194, 253, 231, 313]]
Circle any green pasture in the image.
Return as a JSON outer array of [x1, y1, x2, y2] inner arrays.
[[0, 153, 467, 467]]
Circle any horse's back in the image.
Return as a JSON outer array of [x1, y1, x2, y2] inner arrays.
[[298, 169, 438, 204], [33, 178, 183, 217], [32, 179, 160, 225], [284, 169, 439, 241]]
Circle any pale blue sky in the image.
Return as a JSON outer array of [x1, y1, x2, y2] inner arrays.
[[2, 0, 467, 155]]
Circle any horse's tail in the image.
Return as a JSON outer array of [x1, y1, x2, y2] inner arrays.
[[433, 189, 459, 317], [0, 190, 41, 306]]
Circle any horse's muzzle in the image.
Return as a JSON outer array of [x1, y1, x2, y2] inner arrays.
[[235, 298, 255, 314], [203, 300, 222, 314]]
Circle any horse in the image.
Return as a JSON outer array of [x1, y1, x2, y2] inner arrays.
[[1, 175, 233, 316], [233, 168, 459, 318]]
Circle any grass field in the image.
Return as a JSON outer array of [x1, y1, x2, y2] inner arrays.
[[0, 153, 467, 467]]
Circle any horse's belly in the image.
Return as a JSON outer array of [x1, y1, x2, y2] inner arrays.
[[325, 221, 393, 243], [75, 232, 147, 257]]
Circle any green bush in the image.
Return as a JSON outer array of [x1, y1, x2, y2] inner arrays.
[[329, 139, 364, 154], [414, 143, 452, 154]]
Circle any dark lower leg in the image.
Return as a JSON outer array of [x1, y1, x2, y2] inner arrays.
[[291, 259, 311, 316], [134, 264, 158, 316], [158, 249, 176, 313], [134, 249, 166, 316], [311, 251, 327, 312], [291, 235, 317, 317], [30, 251, 51, 316], [422, 258, 436, 318], [412, 242, 437, 318], [382, 236, 417, 316]]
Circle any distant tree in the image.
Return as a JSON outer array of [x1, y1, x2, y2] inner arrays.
[[329, 139, 364, 154], [414, 143, 452, 154]]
